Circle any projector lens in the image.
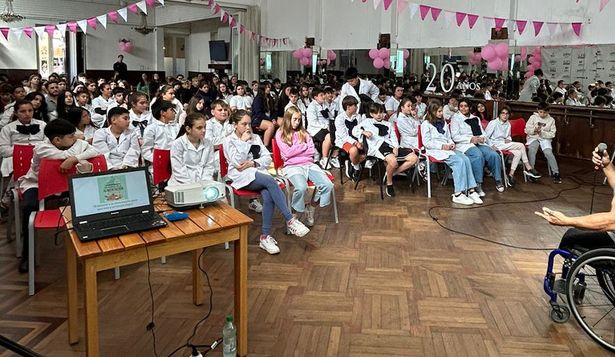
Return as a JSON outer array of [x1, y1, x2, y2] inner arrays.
[[204, 187, 219, 201]]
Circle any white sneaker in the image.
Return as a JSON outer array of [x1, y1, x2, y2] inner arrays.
[[287, 217, 310, 237], [319, 157, 330, 169], [365, 159, 375, 169], [304, 205, 315, 227], [468, 191, 483, 204], [249, 199, 263, 213], [259, 236, 280, 254], [452, 193, 474, 205], [329, 157, 340, 168]]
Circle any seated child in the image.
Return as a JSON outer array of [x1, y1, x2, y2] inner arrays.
[[168, 112, 215, 186], [275, 106, 333, 227], [525, 102, 561, 183], [306, 88, 339, 169], [92, 107, 140, 170], [334, 95, 365, 181], [17, 119, 99, 272], [396, 97, 421, 151], [353, 103, 417, 197], [129, 92, 153, 138], [65, 107, 97, 144], [141, 100, 179, 165]]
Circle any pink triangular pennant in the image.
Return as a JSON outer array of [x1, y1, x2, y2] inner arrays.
[[221, 12, 229, 23], [87, 17, 97, 30], [56, 23, 67, 34], [108, 11, 118, 23], [467, 14, 479, 29], [136, 0, 147, 14], [516, 20, 527, 34], [419, 5, 430, 20], [146, 0, 156, 6], [67, 22, 78, 33], [383, 0, 393, 11], [373, 0, 381, 10], [571, 22, 582, 37], [430, 7, 442, 21], [494, 17, 505, 31], [45, 25, 55, 36], [533, 21, 544, 36], [600, 0, 611, 11], [128, 4, 138, 13], [229, 17, 237, 29], [408, 3, 419, 19], [455, 12, 467, 27], [23, 27, 33, 38], [118, 8, 128, 21], [207, 0, 213, 7], [213, 4, 221, 15], [0, 28, 9, 40], [239, 25, 245, 34], [397, 0, 408, 14], [547, 22, 558, 35]]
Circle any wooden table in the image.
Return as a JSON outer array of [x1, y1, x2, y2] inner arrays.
[[63, 202, 253, 357]]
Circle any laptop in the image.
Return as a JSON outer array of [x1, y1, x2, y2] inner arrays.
[[69, 167, 167, 242]]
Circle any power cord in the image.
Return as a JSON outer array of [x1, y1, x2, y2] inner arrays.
[[144, 243, 161, 357]]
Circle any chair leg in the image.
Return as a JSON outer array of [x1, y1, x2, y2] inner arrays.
[[426, 160, 432, 198], [28, 212, 36, 296], [114, 267, 120, 280], [14, 190, 22, 257], [500, 153, 509, 188], [332, 187, 339, 224]]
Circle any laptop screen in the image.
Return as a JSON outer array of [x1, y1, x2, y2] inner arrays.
[[72, 169, 152, 218]]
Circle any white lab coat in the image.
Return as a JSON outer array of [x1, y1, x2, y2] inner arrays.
[[443, 104, 458, 121], [352, 118, 399, 160], [419, 120, 456, 160], [484, 119, 512, 150], [168, 135, 215, 186], [450, 112, 487, 153], [519, 75, 540, 102], [306, 101, 330, 137], [340, 78, 379, 103], [223, 132, 272, 189], [334, 111, 362, 148], [129, 109, 153, 138], [229, 95, 253, 110], [385, 96, 400, 114], [0, 119, 47, 176], [90, 96, 116, 128], [141, 119, 179, 163], [92, 127, 140, 169], [396, 113, 420, 150], [205, 118, 234, 146]]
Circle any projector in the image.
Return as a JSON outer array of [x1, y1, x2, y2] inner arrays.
[[164, 180, 226, 208]]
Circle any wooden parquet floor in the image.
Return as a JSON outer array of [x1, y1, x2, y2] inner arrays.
[[1, 159, 614, 356]]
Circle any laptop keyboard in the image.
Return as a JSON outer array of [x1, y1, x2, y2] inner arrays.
[[79, 212, 166, 232]]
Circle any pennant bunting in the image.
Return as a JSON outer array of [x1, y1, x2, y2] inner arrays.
[[533, 21, 544, 36], [467, 14, 479, 29], [515, 20, 527, 34], [408, 3, 419, 19], [97, 14, 107, 29], [560, 22, 568, 33], [419, 5, 430, 20], [494, 17, 505, 31], [239, 25, 245, 34], [87, 17, 97, 30], [397, 0, 408, 14], [136, 0, 147, 14], [229, 16, 237, 29], [34, 26, 45, 38], [56, 23, 67, 34], [157, 0, 164, 4], [482, 17, 493, 32], [45, 25, 55, 36], [11, 27, 23, 40], [455, 12, 466, 27], [213, 4, 221, 15], [600, 0, 610, 11], [67, 22, 78, 33], [146, 0, 156, 6], [373, 0, 381, 10], [571, 22, 582, 36], [221, 11, 228, 23], [23, 27, 33, 38], [430, 7, 442, 21], [383, 0, 393, 11], [77, 20, 88, 34], [127, 3, 138, 13], [118, 7, 128, 21], [108, 11, 119, 23], [547, 22, 558, 35], [0, 28, 9, 40]]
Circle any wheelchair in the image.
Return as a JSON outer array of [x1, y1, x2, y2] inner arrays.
[[544, 247, 615, 352]]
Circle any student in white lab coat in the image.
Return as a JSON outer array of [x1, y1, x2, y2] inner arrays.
[[141, 100, 179, 166], [229, 84, 253, 111], [129, 92, 153, 138], [65, 107, 97, 144], [385, 84, 404, 119], [223, 110, 310, 255], [92, 107, 140, 170], [339, 67, 379, 107], [90, 83, 116, 128], [306, 88, 339, 169], [168, 112, 215, 186], [334, 95, 365, 181], [395, 97, 421, 151], [150, 85, 184, 124]]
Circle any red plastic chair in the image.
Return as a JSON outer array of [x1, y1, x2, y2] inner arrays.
[[27, 156, 107, 295], [152, 148, 172, 185], [9, 144, 35, 256], [499, 118, 528, 186], [271, 139, 338, 223], [218, 145, 289, 210]]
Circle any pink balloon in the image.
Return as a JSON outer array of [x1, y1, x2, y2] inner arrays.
[[532, 47, 541, 55], [300, 57, 311, 66], [302, 48, 312, 58], [403, 49, 410, 59], [383, 58, 391, 69], [292, 49, 302, 59], [481, 45, 496, 61], [327, 50, 336, 61], [373, 58, 384, 69], [487, 58, 503, 70], [533, 54, 542, 63], [520, 47, 528, 58], [123, 42, 134, 53], [499, 60, 509, 71], [495, 43, 509, 58], [368, 48, 379, 59], [379, 48, 390, 59]]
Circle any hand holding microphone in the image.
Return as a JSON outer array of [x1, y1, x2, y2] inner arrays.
[[592, 142, 610, 170]]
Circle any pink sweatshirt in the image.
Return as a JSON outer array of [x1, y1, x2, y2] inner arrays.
[[275, 130, 315, 167]]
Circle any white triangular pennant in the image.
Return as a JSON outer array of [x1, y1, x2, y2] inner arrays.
[[34, 26, 45, 38], [547, 22, 558, 35], [373, 0, 381, 9], [11, 28, 23, 40], [56, 23, 67, 34], [443, 11, 455, 27], [97, 14, 107, 29], [136, 0, 147, 14], [118, 7, 128, 21], [483, 17, 493, 33], [77, 19, 88, 34], [157, 0, 164, 4], [408, 3, 419, 19]]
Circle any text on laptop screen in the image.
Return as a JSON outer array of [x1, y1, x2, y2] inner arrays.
[[73, 170, 151, 217]]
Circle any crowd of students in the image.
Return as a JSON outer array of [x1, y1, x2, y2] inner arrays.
[[0, 66, 572, 269]]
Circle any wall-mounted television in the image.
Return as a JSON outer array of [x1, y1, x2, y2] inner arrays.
[[209, 40, 228, 61]]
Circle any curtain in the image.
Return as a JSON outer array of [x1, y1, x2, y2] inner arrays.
[[238, 5, 260, 82]]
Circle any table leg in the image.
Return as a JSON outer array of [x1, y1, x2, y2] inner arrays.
[[235, 225, 248, 356], [192, 248, 204, 306], [84, 260, 99, 357], [66, 237, 79, 345]]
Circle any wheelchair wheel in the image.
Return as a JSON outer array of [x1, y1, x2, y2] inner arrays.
[[550, 305, 570, 323], [566, 248, 615, 352]]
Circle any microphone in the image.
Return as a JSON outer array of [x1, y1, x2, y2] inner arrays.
[[596, 142, 608, 157]]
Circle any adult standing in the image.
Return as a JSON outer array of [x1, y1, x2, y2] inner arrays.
[[519, 69, 543, 102], [339, 67, 379, 108], [113, 55, 128, 81]]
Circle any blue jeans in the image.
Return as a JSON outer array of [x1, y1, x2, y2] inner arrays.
[[287, 167, 333, 212], [464, 145, 502, 184], [242, 172, 292, 236], [445, 152, 477, 193]]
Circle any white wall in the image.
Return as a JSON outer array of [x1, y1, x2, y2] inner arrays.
[[185, 19, 232, 73]]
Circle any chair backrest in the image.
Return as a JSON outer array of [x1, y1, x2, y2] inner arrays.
[[152, 148, 171, 185], [393, 121, 401, 142], [509, 118, 527, 140], [218, 146, 229, 179], [88, 155, 108, 173], [12, 144, 35, 180], [417, 124, 424, 150], [37, 156, 108, 202], [270, 138, 284, 171]]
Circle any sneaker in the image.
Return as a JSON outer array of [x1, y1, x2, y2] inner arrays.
[[507, 175, 516, 187], [259, 236, 280, 255], [329, 156, 340, 169], [417, 161, 428, 182], [468, 191, 483, 204], [365, 159, 375, 169], [287, 217, 310, 237], [524, 168, 542, 179], [304, 205, 315, 227], [351, 167, 361, 182], [385, 185, 395, 197], [345, 161, 353, 179], [476, 184, 486, 197], [552, 173, 562, 184], [249, 199, 263, 213], [452, 193, 474, 205], [319, 157, 330, 170], [495, 181, 505, 193]]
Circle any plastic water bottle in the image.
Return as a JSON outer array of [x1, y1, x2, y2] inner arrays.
[[223, 314, 237, 357]]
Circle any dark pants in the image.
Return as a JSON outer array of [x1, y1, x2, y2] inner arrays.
[[21, 188, 39, 259], [559, 228, 615, 253]]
